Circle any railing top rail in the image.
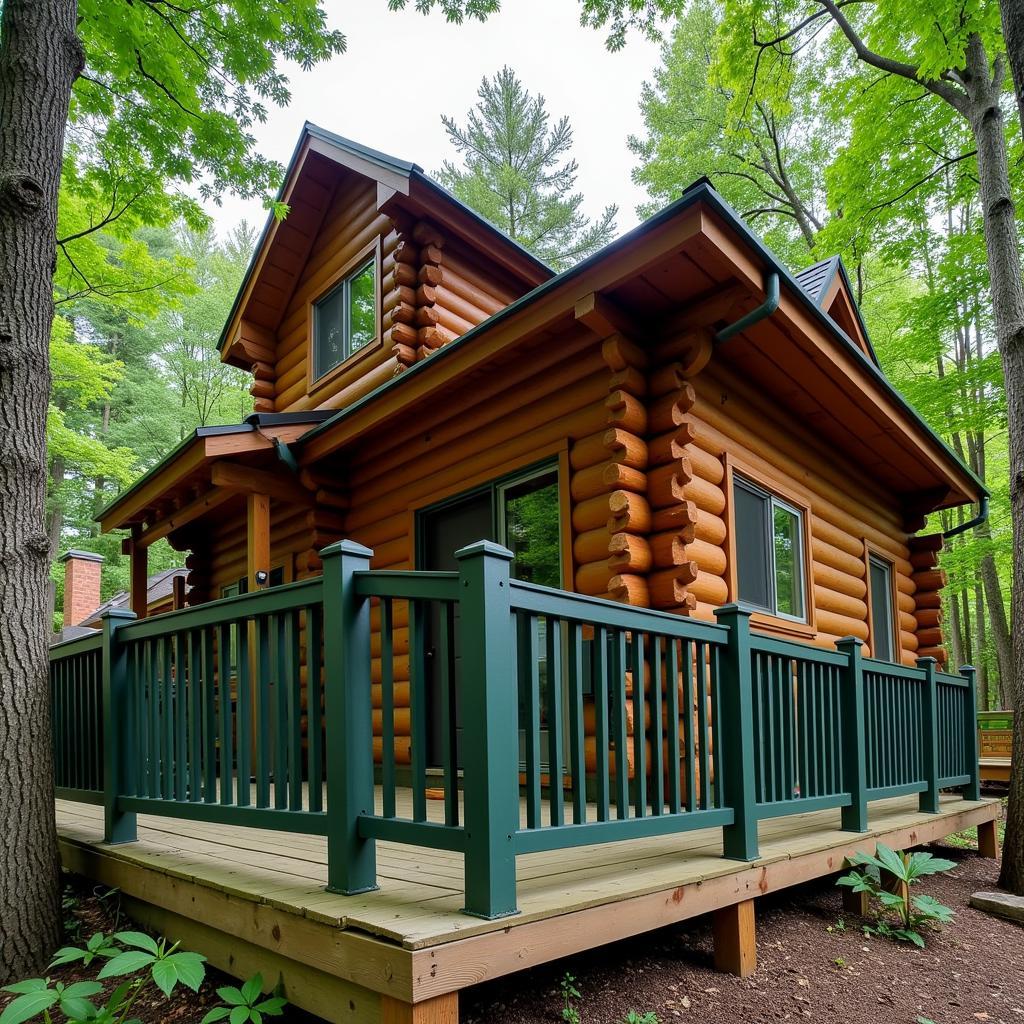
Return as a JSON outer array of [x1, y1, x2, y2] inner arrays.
[[936, 671, 970, 689], [353, 570, 460, 602], [749, 632, 847, 667], [48, 631, 103, 662], [119, 576, 324, 642], [862, 657, 927, 681], [509, 579, 729, 644]]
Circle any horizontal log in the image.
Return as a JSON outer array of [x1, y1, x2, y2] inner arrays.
[[576, 559, 613, 596], [648, 393, 687, 434], [648, 460, 692, 509], [916, 626, 944, 649], [571, 461, 646, 502], [649, 365, 696, 404], [910, 549, 939, 571], [649, 529, 686, 568], [811, 536, 866, 580], [914, 607, 942, 629], [608, 533, 653, 573], [682, 475, 726, 516], [812, 561, 867, 600], [688, 570, 728, 606], [693, 508, 727, 546], [574, 526, 614, 565], [912, 590, 941, 610], [816, 609, 869, 642], [908, 532, 944, 553], [649, 565, 698, 608], [916, 645, 947, 666], [608, 366, 647, 396], [607, 573, 649, 606], [605, 389, 647, 434], [687, 538, 727, 576], [570, 428, 647, 471], [813, 584, 867, 621], [572, 492, 615, 533], [608, 490, 654, 535], [911, 569, 946, 593]]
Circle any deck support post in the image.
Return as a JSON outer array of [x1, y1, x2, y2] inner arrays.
[[455, 541, 520, 920], [960, 665, 982, 801], [840, 882, 870, 917], [712, 898, 757, 978], [101, 608, 137, 845], [714, 604, 758, 860], [837, 637, 868, 832], [381, 994, 458, 1024], [322, 540, 378, 895], [978, 818, 1000, 859], [917, 657, 940, 813], [129, 528, 147, 619]]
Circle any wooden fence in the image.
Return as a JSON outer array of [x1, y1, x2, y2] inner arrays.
[[49, 539, 981, 918]]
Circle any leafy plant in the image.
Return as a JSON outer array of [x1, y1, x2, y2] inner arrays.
[[837, 843, 957, 947], [202, 973, 287, 1024], [623, 1012, 660, 1024], [560, 972, 581, 1024]]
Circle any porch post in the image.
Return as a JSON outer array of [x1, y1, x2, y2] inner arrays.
[[836, 637, 868, 832], [247, 492, 271, 591], [455, 540, 520, 919], [321, 540, 378, 895], [714, 604, 758, 861], [917, 656, 940, 813], [960, 664, 981, 801], [101, 608, 137, 844], [129, 527, 148, 619]]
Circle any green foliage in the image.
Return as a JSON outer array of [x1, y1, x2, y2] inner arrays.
[[201, 973, 287, 1024], [622, 1012, 659, 1024], [837, 843, 957, 947], [0, 930, 284, 1024], [438, 67, 617, 270], [560, 972, 581, 1024]]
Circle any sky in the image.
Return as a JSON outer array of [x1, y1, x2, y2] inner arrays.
[[205, 1, 665, 241]]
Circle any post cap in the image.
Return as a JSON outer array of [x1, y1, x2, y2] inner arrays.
[[319, 539, 374, 560], [959, 664, 977, 673], [713, 602, 753, 619], [100, 607, 137, 622], [454, 539, 514, 561], [836, 635, 864, 648], [60, 548, 104, 564], [915, 656, 938, 667]]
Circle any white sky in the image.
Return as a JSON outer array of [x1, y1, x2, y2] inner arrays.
[[205, 1, 665, 241]]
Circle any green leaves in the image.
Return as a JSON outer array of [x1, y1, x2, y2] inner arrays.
[[49, 931, 120, 969], [0, 979, 104, 1024], [201, 973, 287, 1024]]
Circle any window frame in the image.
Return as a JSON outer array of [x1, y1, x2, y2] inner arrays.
[[725, 461, 814, 633], [306, 240, 381, 393], [865, 547, 899, 663]]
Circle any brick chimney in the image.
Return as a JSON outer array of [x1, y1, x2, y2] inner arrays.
[[60, 550, 104, 627]]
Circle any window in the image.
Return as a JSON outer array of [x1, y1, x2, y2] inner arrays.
[[219, 565, 284, 599], [733, 475, 806, 620], [497, 467, 561, 588], [312, 256, 377, 380], [868, 554, 896, 661]]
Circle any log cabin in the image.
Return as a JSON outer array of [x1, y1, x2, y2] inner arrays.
[[50, 124, 998, 1024]]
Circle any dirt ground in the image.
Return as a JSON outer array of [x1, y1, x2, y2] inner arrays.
[[462, 834, 1022, 1024]]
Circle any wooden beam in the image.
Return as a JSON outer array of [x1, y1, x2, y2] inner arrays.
[[978, 818, 1000, 859], [211, 461, 315, 507], [172, 575, 186, 611], [574, 291, 641, 342], [129, 529, 148, 619], [247, 492, 271, 591], [136, 487, 237, 549], [712, 899, 756, 978], [382, 994, 457, 1024]]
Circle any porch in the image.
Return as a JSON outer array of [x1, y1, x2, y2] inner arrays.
[[49, 537, 999, 1021]]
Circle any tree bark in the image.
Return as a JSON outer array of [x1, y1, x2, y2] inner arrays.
[[975, 582, 989, 710], [1000, 0, 1024, 138], [0, 0, 82, 980], [957, 36, 1024, 895]]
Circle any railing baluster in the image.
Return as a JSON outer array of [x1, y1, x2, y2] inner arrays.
[[174, 631, 186, 801], [439, 600, 458, 827], [650, 635, 665, 816], [567, 620, 587, 825], [254, 616, 271, 808], [753, 650, 766, 804], [593, 626, 610, 822], [285, 610, 303, 811], [546, 617, 565, 828], [236, 621, 252, 807], [697, 641, 710, 811], [682, 640, 696, 813], [272, 613, 288, 810], [711, 646, 724, 810], [161, 636, 173, 801], [518, 613, 541, 829], [666, 637, 682, 815], [612, 630, 629, 820], [218, 623, 233, 806], [380, 598, 396, 820], [409, 598, 428, 823], [630, 631, 647, 818], [305, 606, 322, 813]]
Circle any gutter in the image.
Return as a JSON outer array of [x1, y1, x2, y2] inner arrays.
[[714, 272, 780, 344], [941, 494, 990, 539]]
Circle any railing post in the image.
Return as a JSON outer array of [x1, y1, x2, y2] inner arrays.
[[100, 608, 137, 845], [455, 540, 520, 919], [714, 604, 758, 861], [960, 664, 981, 801], [917, 656, 940, 813], [836, 637, 868, 832], [321, 540, 378, 895]]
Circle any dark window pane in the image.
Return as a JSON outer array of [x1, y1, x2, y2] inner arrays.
[[869, 556, 894, 661], [734, 481, 771, 610], [269, 566, 285, 588], [314, 282, 346, 378], [348, 259, 376, 353], [772, 502, 804, 618], [502, 471, 560, 588]]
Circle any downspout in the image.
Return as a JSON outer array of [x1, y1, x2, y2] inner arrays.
[[714, 272, 781, 344], [273, 436, 300, 476], [941, 494, 990, 539]]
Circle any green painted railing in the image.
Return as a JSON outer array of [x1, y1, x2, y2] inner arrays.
[[49, 539, 982, 920]]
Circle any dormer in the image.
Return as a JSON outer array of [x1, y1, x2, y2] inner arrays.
[[219, 123, 552, 414], [794, 255, 878, 364]]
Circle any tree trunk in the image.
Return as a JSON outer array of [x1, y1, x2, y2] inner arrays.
[[961, 36, 1024, 895], [0, 0, 82, 980], [1000, 0, 1024, 138], [975, 582, 989, 711]]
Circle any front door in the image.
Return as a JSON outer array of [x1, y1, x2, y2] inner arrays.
[[418, 464, 562, 769]]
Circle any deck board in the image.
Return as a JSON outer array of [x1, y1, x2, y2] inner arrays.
[[56, 791, 997, 949]]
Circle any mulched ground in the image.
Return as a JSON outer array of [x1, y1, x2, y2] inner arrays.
[[0, 875, 316, 1024], [463, 835, 1023, 1024]]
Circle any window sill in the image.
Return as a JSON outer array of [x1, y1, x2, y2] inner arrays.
[[749, 612, 817, 641], [307, 336, 383, 398]]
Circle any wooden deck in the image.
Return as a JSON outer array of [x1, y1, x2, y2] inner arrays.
[[55, 792, 1000, 1023]]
